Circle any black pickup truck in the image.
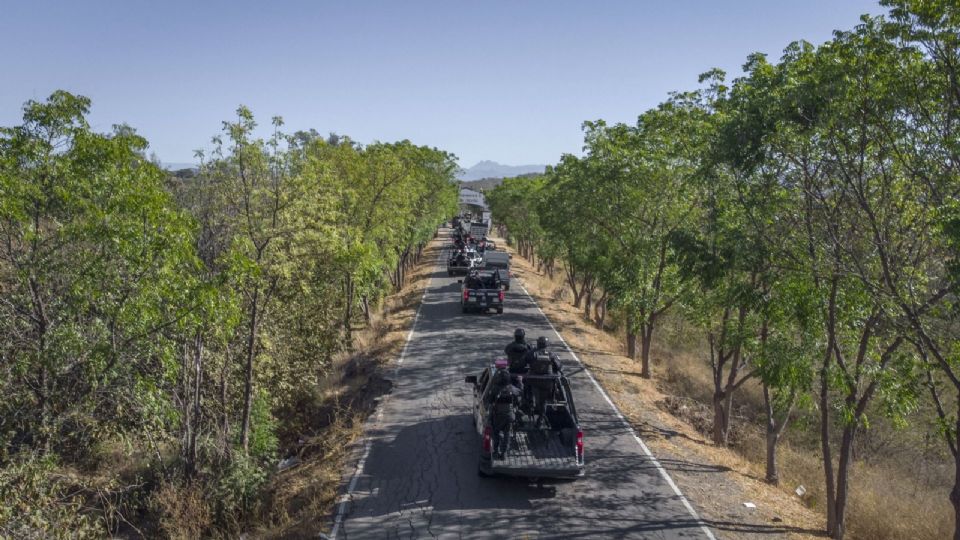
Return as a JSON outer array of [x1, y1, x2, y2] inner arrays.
[[465, 361, 584, 479], [447, 251, 473, 276], [458, 270, 504, 314]]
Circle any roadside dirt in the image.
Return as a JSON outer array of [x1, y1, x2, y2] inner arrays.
[[497, 237, 826, 540], [259, 235, 447, 539]]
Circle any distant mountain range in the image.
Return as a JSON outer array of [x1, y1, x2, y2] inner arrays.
[[161, 162, 198, 171], [457, 160, 546, 181], [161, 159, 548, 183]]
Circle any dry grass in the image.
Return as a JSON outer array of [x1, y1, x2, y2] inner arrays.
[[496, 235, 955, 540], [148, 481, 213, 539]]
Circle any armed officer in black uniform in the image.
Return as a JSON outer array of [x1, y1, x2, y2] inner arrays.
[[504, 328, 531, 374]]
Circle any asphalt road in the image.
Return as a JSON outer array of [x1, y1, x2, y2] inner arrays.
[[332, 233, 716, 539]]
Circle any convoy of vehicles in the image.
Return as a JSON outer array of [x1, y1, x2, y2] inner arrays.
[[447, 216, 585, 479]]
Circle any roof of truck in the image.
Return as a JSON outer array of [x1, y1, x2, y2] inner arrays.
[[483, 251, 510, 262]]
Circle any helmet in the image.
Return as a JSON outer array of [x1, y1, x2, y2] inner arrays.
[[514, 328, 525, 341], [493, 366, 511, 386], [536, 336, 548, 350]]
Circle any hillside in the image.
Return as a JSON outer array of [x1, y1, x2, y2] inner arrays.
[[457, 160, 546, 181]]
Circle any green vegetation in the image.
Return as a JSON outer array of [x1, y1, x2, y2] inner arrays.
[[488, 2, 960, 538], [0, 94, 457, 537]]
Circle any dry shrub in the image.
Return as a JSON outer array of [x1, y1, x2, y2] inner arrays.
[[259, 411, 365, 539], [845, 464, 951, 540], [663, 360, 714, 404], [659, 395, 713, 437], [551, 286, 568, 301], [147, 481, 212, 540], [0, 456, 105, 539]]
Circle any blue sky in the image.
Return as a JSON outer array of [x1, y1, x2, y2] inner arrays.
[[1, 1, 884, 167]]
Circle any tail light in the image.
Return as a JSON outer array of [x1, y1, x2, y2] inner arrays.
[[482, 426, 492, 454], [576, 430, 584, 459], [498, 290, 504, 302], [463, 289, 469, 301]]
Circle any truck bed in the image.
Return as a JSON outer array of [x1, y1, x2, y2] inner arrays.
[[489, 429, 581, 478]]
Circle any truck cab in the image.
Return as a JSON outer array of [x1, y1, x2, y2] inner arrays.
[[481, 251, 511, 290], [459, 270, 504, 314]]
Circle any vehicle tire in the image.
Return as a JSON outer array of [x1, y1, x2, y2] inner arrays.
[[477, 465, 492, 478], [497, 307, 503, 314]]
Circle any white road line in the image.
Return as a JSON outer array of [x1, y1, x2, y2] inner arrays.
[[329, 241, 444, 540], [517, 281, 718, 540]]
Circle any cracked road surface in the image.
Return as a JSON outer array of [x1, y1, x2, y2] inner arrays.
[[333, 237, 715, 539]]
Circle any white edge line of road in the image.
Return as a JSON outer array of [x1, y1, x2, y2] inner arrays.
[[517, 281, 718, 540], [328, 241, 444, 540]]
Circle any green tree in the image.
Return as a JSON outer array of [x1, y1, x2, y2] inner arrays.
[[771, 25, 924, 538], [0, 91, 199, 460]]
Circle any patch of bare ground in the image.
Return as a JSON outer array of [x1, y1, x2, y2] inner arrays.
[[255, 235, 446, 539], [496, 235, 826, 540]]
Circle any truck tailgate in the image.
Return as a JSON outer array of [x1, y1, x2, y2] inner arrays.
[[491, 430, 581, 478]]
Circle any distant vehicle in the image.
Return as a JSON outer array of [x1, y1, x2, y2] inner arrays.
[[481, 251, 511, 290], [459, 270, 504, 314], [465, 361, 584, 479], [464, 247, 483, 267], [469, 221, 489, 239], [447, 250, 473, 276]]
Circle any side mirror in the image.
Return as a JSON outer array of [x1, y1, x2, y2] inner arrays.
[[465, 375, 478, 384]]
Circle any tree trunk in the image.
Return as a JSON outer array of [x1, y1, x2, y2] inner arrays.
[[822, 279, 839, 536], [398, 249, 409, 289], [595, 294, 607, 329], [763, 384, 780, 485], [187, 333, 203, 477], [239, 287, 260, 454], [822, 358, 837, 536], [952, 400, 960, 540], [563, 260, 582, 307], [765, 428, 780, 485], [640, 321, 654, 379], [832, 424, 856, 540], [29, 275, 50, 452], [712, 390, 728, 445], [220, 344, 230, 453], [583, 284, 593, 320], [180, 341, 191, 466], [627, 315, 637, 360], [361, 294, 371, 322], [568, 271, 583, 308], [344, 276, 354, 344]]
